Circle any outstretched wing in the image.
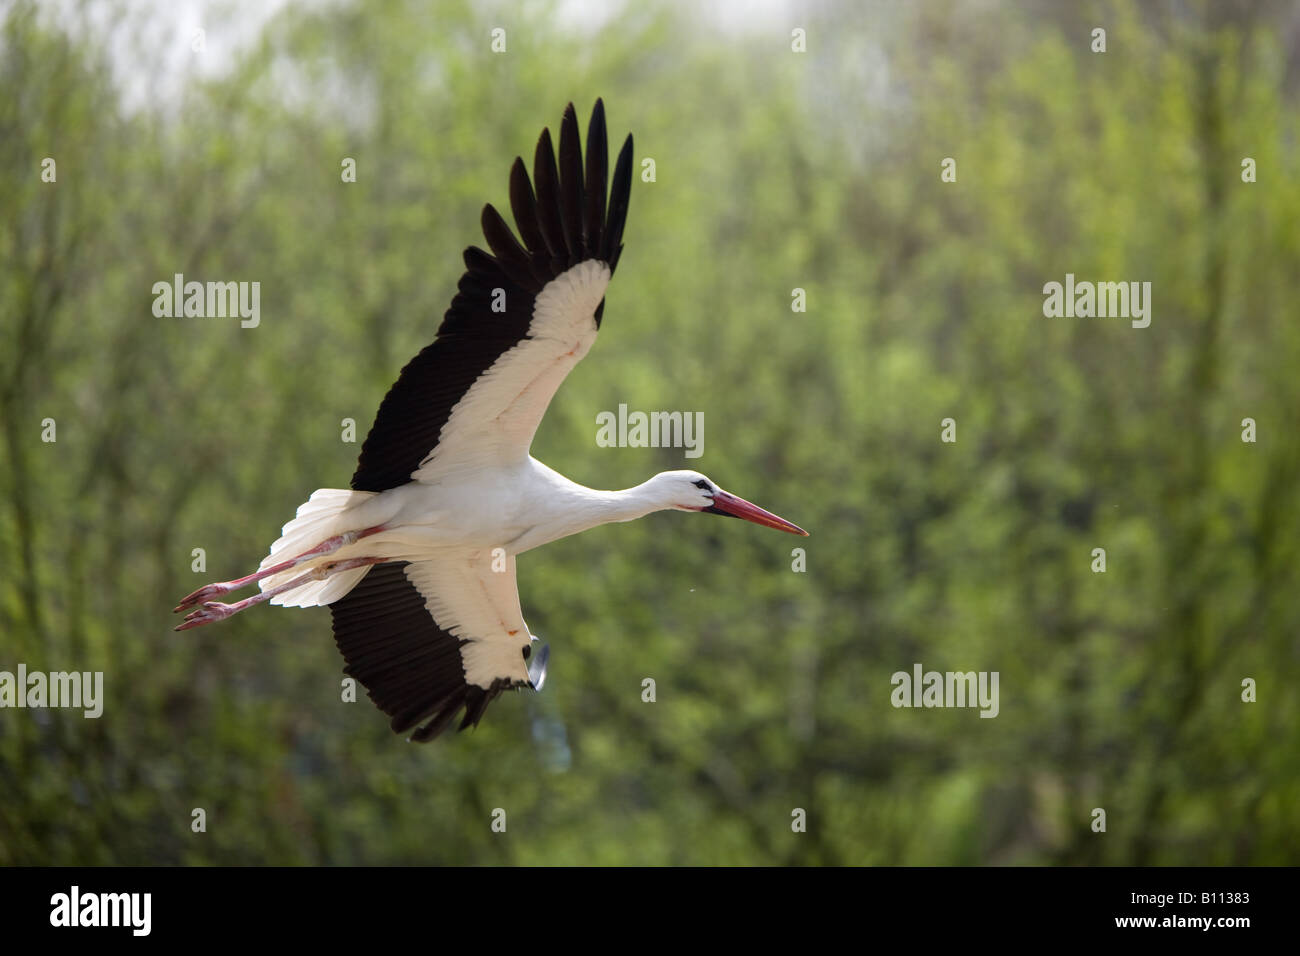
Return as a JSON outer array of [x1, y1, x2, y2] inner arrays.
[[350, 99, 634, 491], [329, 552, 539, 741]]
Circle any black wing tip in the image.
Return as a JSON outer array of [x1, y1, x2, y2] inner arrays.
[[560, 104, 581, 142], [602, 129, 634, 268], [587, 100, 606, 143], [401, 679, 519, 744], [557, 103, 586, 261], [518, 101, 628, 276], [584, 100, 609, 250]]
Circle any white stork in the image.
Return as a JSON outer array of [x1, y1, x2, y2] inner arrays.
[[174, 100, 807, 742]]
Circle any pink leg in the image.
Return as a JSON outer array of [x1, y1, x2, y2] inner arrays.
[[174, 525, 385, 612], [174, 556, 383, 631]]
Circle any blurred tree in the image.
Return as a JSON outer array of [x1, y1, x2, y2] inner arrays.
[[1, 0, 1296, 865]]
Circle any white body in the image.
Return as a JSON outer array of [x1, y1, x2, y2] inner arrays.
[[261, 459, 668, 608]]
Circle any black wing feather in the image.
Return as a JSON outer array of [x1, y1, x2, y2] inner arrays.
[[481, 203, 541, 293], [604, 133, 634, 271], [557, 104, 585, 263], [532, 128, 566, 272], [583, 101, 607, 255], [508, 157, 546, 256]]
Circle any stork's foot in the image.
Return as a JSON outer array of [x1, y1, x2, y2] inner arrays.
[[174, 582, 238, 613], [174, 601, 238, 631]]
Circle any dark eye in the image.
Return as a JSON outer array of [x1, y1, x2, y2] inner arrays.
[[692, 479, 711, 491]]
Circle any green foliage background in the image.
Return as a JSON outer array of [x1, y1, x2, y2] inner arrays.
[[2, 0, 1297, 865]]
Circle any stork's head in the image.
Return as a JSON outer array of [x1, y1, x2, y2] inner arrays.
[[650, 470, 808, 536]]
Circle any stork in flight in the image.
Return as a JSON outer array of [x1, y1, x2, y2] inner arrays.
[[174, 100, 807, 742]]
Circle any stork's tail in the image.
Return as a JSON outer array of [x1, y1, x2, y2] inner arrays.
[[259, 488, 377, 607]]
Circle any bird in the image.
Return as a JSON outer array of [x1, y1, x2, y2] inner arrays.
[[174, 99, 807, 742]]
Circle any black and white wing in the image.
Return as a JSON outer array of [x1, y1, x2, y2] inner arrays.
[[331, 552, 545, 742], [349, 99, 633, 491]]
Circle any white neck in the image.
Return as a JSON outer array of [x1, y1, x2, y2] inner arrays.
[[516, 468, 675, 553], [571, 480, 667, 529]]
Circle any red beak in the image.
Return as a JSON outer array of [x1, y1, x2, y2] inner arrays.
[[706, 489, 808, 536]]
